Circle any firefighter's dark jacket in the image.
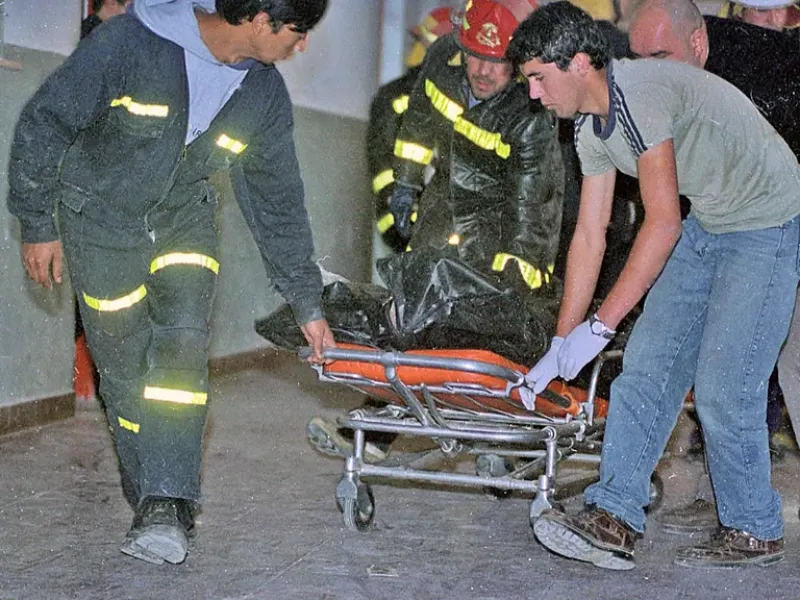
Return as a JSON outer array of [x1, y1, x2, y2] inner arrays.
[[7, 14, 322, 324], [367, 65, 422, 203], [394, 35, 563, 281]]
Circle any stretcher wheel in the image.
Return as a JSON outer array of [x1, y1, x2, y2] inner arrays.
[[648, 472, 664, 512], [337, 482, 375, 531]]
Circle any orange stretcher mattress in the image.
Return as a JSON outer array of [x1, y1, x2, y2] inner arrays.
[[322, 343, 608, 419]]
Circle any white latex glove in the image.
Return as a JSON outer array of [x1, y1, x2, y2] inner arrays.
[[524, 336, 564, 395], [557, 320, 612, 380]]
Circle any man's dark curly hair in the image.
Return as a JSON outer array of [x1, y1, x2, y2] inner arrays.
[[216, 0, 328, 33], [506, 1, 611, 71]]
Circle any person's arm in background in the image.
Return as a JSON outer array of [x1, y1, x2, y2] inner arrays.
[[390, 42, 446, 238], [366, 68, 420, 244], [392, 55, 437, 192]]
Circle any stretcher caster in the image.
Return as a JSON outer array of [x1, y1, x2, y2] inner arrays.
[[336, 480, 375, 531]]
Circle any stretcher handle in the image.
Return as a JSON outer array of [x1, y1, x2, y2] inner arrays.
[[298, 346, 524, 385]]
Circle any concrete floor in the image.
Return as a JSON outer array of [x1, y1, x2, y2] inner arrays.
[[2, 349, 800, 600]]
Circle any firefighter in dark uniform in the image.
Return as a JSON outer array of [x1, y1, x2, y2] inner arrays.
[[390, 0, 564, 292], [7, 0, 333, 566], [367, 7, 456, 252]]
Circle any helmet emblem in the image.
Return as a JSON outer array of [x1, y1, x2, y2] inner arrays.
[[476, 22, 501, 48]]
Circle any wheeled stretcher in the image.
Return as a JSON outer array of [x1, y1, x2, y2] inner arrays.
[[302, 342, 656, 531]]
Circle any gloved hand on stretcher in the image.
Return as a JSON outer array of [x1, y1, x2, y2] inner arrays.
[[524, 314, 615, 395]]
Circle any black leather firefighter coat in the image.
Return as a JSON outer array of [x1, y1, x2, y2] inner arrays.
[[393, 34, 564, 292]]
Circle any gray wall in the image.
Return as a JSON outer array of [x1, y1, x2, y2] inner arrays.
[[0, 45, 373, 406]]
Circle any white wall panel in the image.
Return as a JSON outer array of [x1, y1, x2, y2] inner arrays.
[[3, 0, 80, 56], [277, 0, 381, 121]]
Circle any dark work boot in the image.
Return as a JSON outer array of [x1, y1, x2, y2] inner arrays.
[[121, 496, 196, 565], [674, 528, 784, 569], [533, 507, 638, 570]]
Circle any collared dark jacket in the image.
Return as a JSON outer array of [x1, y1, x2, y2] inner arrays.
[[366, 65, 422, 250], [393, 35, 563, 290], [7, 14, 322, 323]]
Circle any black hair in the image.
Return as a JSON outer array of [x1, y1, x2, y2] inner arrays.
[[216, 0, 328, 33], [91, 0, 128, 11], [506, 1, 611, 71]]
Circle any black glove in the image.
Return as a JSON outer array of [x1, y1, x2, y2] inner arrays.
[[389, 183, 417, 240]]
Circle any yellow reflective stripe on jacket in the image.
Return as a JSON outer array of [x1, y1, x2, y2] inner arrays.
[[83, 285, 147, 312], [118, 417, 140, 434], [372, 169, 395, 194], [454, 117, 511, 159], [150, 253, 220, 275], [143, 386, 208, 406], [110, 96, 169, 118], [424, 80, 510, 159], [425, 79, 464, 122], [216, 134, 247, 154], [394, 139, 433, 165], [491, 253, 554, 290], [392, 95, 410, 115], [377, 212, 394, 233]]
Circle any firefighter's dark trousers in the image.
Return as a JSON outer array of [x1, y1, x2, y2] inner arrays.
[[59, 195, 219, 507]]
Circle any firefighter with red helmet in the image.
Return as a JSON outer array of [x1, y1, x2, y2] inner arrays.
[[367, 7, 456, 252], [390, 0, 564, 291]]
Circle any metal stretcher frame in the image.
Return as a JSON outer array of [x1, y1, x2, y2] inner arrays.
[[302, 345, 623, 531]]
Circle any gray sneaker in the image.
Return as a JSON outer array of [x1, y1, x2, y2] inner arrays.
[[306, 417, 389, 462], [656, 499, 720, 535]]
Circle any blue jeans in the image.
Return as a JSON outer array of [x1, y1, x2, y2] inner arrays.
[[585, 215, 800, 540]]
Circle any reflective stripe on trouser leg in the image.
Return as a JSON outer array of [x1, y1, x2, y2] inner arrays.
[[137, 258, 217, 501], [136, 211, 219, 500]]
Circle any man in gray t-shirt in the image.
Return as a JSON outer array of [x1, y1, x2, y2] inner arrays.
[[507, 1, 800, 570]]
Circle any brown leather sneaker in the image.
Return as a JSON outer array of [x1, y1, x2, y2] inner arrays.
[[674, 527, 784, 569], [656, 499, 720, 535], [533, 507, 638, 570]]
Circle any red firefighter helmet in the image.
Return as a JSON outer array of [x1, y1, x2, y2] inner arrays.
[[459, 0, 537, 61]]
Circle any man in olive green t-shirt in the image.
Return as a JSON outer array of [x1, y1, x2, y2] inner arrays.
[[507, 1, 800, 571]]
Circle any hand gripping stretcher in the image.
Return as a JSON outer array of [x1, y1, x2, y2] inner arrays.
[[302, 343, 662, 531]]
